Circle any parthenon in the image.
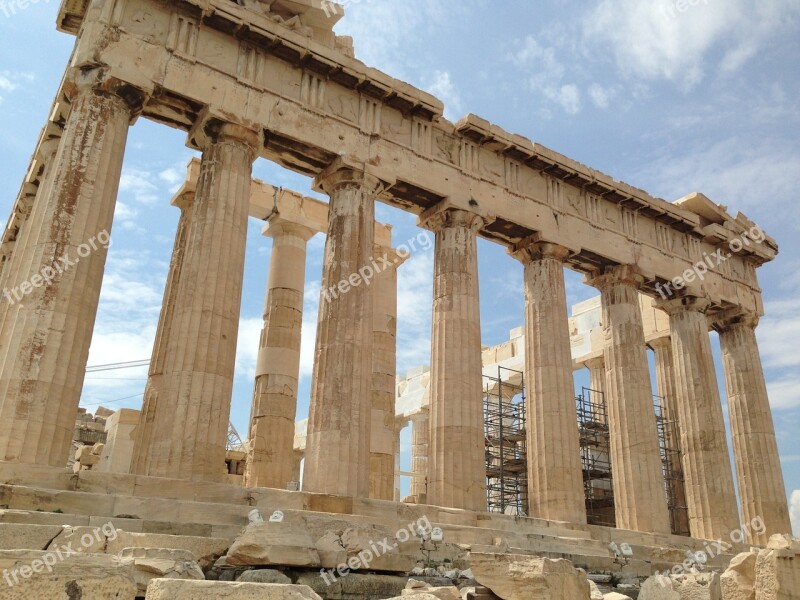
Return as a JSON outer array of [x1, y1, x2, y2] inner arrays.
[[0, 0, 796, 598]]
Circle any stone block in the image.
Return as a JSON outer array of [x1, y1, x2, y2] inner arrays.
[[468, 552, 590, 600], [400, 578, 460, 599], [225, 518, 320, 567], [119, 547, 204, 594], [0, 524, 63, 551], [671, 572, 722, 599], [720, 552, 756, 600], [106, 532, 230, 569], [238, 569, 292, 584], [0, 551, 136, 599], [640, 575, 680, 599], [144, 580, 322, 599], [755, 548, 800, 600], [295, 571, 408, 599], [47, 526, 109, 554], [604, 594, 633, 600]]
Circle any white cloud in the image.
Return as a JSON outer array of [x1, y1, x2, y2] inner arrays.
[[0, 71, 33, 105], [791, 490, 800, 537], [119, 168, 160, 205], [235, 316, 263, 380], [545, 84, 582, 115], [588, 83, 616, 109], [510, 36, 583, 115], [584, 0, 800, 89], [425, 71, 462, 121]]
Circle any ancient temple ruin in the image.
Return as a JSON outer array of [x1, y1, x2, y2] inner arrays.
[[0, 0, 796, 598]]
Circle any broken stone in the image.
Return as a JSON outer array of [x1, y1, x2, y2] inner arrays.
[[225, 518, 320, 568], [401, 578, 461, 599], [671, 572, 722, 600], [119, 547, 204, 595], [0, 523, 63, 551], [766, 534, 800, 552], [720, 552, 756, 600], [754, 547, 800, 600], [639, 575, 680, 600], [238, 569, 292, 584], [144, 579, 323, 599], [588, 579, 605, 600], [604, 594, 633, 600], [468, 552, 590, 600]]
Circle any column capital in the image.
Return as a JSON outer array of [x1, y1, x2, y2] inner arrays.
[[172, 190, 195, 212], [583, 355, 605, 369], [656, 294, 712, 316], [263, 217, 317, 242], [585, 264, 645, 291], [418, 202, 489, 234], [69, 68, 149, 119], [313, 157, 391, 197], [188, 110, 263, 157], [510, 235, 573, 264], [647, 335, 672, 351], [711, 309, 760, 333]]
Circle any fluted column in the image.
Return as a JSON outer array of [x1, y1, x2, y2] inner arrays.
[[715, 313, 791, 545], [370, 245, 405, 500], [410, 408, 430, 499], [512, 239, 586, 524], [584, 356, 606, 399], [0, 75, 142, 466], [659, 297, 739, 540], [147, 121, 260, 481], [131, 190, 195, 475], [303, 164, 386, 498], [245, 218, 315, 489], [649, 335, 690, 536], [587, 265, 670, 534], [421, 205, 486, 512]]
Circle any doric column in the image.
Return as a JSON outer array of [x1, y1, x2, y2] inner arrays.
[[511, 239, 586, 524], [420, 205, 486, 512], [303, 163, 386, 498], [147, 120, 260, 481], [370, 245, 406, 500], [659, 297, 739, 540], [584, 356, 606, 399], [410, 408, 430, 499], [130, 190, 195, 475], [245, 218, 315, 489], [714, 313, 792, 545], [587, 265, 670, 534], [0, 74, 143, 466], [649, 335, 690, 536]]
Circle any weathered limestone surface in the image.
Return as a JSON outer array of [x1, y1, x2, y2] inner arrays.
[[294, 572, 407, 599], [131, 190, 194, 476], [0, 551, 137, 599], [650, 336, 689, 536], [715, 315, 792, 545], [401, 579, 461, 599], [304, 166, 384, 498], [224, 518, 320, 568], [588, 266, 671, 535], [468, 552, 591, 600], [755, 547, 800, 600], [119, 547, 204, 595], [145, 579, 323, 599], [0, 523, 63, 551], [660, 297, 739, 540], [370, 245, 404, 501], [671, 573, 722, 600], [0, 74, 138, 468], [245, 218, 315, 490], [143, 122, 260, 481], [106, 531, 230, 569], [422, 205, 486, 512], [585, 356, 606, 398], [98, 408, 139, 474], [720, 552, 756, 600], [238, 569, 292, 584], [512, 240, 586, 525]]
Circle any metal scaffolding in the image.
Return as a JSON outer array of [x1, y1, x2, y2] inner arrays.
[[654, 396, 690, 537], [484, 366, 528, 516], [577, 387, 615, 527]]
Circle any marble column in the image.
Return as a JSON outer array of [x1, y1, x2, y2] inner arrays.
[[147, 121, 260, 481], [715, 313, 792, 545], [512, 239, 586, 524], [0, 76, 141, 466], [131, 190, 195, 476], [649, 335, 690, 536], [370, 245, 405, 500], [660, 297, 739, 540], [421, 205, 486, 512], [585, 356, 606, 399], [587, 265, 671, 534], [410, 408, 430, 499], [303, 166, 385, 498], [245, 218, 315, 489]]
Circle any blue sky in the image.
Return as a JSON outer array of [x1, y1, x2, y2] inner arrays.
[[0, 0, 798, 532]]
